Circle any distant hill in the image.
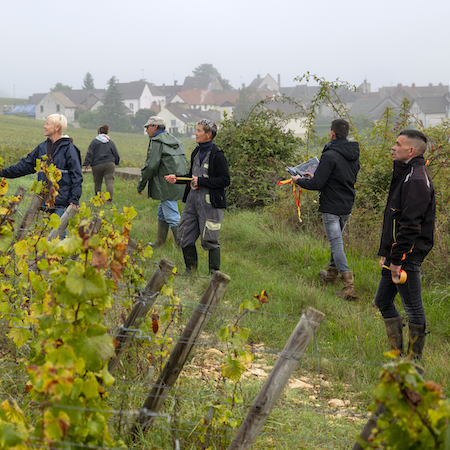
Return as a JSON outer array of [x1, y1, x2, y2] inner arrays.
[[0, 97, 27, 105]]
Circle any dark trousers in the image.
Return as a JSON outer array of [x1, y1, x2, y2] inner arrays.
[[92, 162, 116, 200], [374, 261, 426, 326]]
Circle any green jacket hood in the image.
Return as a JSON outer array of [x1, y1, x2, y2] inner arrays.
[[151, 132, 181, 148]]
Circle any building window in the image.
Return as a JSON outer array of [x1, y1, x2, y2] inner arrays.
[[40, 106, 44, 113], [171, 120, 176, 126], [56, 105, 60, 112], [170, 127, 178, 134], [129, 103, 134, 110]]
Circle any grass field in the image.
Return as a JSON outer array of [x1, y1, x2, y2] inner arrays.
[[1, 115, 450, 449]]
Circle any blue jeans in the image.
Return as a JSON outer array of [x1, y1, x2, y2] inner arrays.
[[322, 212, 350, 273], [374, 261, 426, 326], [157, 201, 181, 227]]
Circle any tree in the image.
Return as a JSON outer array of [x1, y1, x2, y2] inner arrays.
[[192, 63, 219, 78], [131, 108, 156, 133], [50, 82, 72, 91], [96, 76, 132, 132], [192, 63, 234, 90], [82, 71, 95, 90]]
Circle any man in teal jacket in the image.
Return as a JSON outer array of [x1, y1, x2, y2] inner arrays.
[[137, 116, 187, 247]]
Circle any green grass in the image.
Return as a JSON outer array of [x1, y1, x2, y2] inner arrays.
[[2, 118, 450, 449]]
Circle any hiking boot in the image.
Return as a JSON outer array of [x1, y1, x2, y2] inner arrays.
[[319, 266, 339, 285], [336, 271, 359, 300], [383, 316, 404, 355], [148, 220, 169, 248]]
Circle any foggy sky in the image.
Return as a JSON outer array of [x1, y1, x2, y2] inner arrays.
[[1, 0, 449, 99]]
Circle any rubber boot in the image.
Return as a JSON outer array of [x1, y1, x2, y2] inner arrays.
[[319, 266, 339, 285], [182, 245, 198, 274], [336, 271, 359, 300], [408, 322, 427, 363], [171, 226, 178, 246], [209, 248, 221, 275], [383, 316, 404, 355], [148, 220, 169, 248]]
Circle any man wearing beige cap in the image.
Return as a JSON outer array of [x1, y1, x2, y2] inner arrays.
[[137, 116, 187, 247]]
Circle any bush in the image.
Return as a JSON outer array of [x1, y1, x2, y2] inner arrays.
[[215, 98, 302, 208]]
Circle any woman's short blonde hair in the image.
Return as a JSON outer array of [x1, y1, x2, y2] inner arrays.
[[46, 114, 68, 135]]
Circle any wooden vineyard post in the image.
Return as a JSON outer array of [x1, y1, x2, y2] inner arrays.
[[11, 186, 27, 214], [130, 270, 231, 439], [352, 403, 387, 450], [15, 193, 43, 241], [47, 204, 78, 240], [227, 306, 325, 450], [108, 258, 176, 375]]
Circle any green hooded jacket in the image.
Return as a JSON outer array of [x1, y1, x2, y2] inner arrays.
[[137, 132, 187, 201]]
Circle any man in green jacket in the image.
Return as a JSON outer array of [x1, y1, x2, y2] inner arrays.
[[137, 116, 187, 247]]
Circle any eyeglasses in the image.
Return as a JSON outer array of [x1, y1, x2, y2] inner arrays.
[[145, 124, 154, 129]]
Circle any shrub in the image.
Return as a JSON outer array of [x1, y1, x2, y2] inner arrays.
[[215, 97, 303, 208]]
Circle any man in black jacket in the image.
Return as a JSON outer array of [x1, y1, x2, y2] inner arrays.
[[292, 119, 360, 299], [165, 119, 230, 274], [374, 130, 435, 363]]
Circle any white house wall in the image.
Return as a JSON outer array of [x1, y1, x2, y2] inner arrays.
[[35, 94, 76, 123]]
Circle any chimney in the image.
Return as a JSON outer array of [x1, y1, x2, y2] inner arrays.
[[174, 80, 178, 86], [257, 74, 261, 80], [277, 74, 281, 87]]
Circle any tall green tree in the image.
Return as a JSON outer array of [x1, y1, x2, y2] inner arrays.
[[50, 82, 72, 91], [82, 71, 95, 89], [96, 76, 132, 132], [192, 63, 234, 90]]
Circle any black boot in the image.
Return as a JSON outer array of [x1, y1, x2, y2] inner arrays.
[[148, 220, 169, 248], [209, 248, 220, 275], [171, 226, 178, 246], [408, 322, 427, 362], [182, 245, 198, 274], [383, 316, 404, 355]]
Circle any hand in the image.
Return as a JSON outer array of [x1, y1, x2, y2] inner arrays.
[[69, 202, 79, 210], [291, 175, 300, 182], [390, 263, 401, 278], [379, 257, 386, 268], [137, 190, 142, 195], [304, 171, 314, 178], [191, 176, 198, 187], [164, 174, 177, 184], [83, 166, 90, 173]]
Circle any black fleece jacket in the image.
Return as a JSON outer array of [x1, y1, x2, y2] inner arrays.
[[177, 143, 230, 208], [295, 139, 360, 215], [378, 156, 435, 265]]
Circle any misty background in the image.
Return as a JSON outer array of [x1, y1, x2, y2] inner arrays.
[[2, 0, 449, 98]]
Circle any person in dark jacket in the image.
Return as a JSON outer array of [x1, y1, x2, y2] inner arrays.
[[1, 114, 82, 215], [165, 119, 230, 274], [137, 116, 187, 247], [83, 124, 120, 203], [292, 119, 360, 299], [374, 130, 435, 363]]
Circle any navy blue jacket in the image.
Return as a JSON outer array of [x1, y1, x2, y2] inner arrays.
[[2, 138, 83, 208], [295, 139, 360, 215]]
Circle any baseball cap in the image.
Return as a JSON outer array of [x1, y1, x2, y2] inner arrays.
[[144, 116, 165, 127]]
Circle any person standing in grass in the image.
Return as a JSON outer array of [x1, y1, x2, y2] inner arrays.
[[165, 119, 230, 275], [374, 130, 435, 363], [83, 124, 120, 203], [137, 116, 187, 247], [0, 114, 82, 216], [292, 118, 360, 300]]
